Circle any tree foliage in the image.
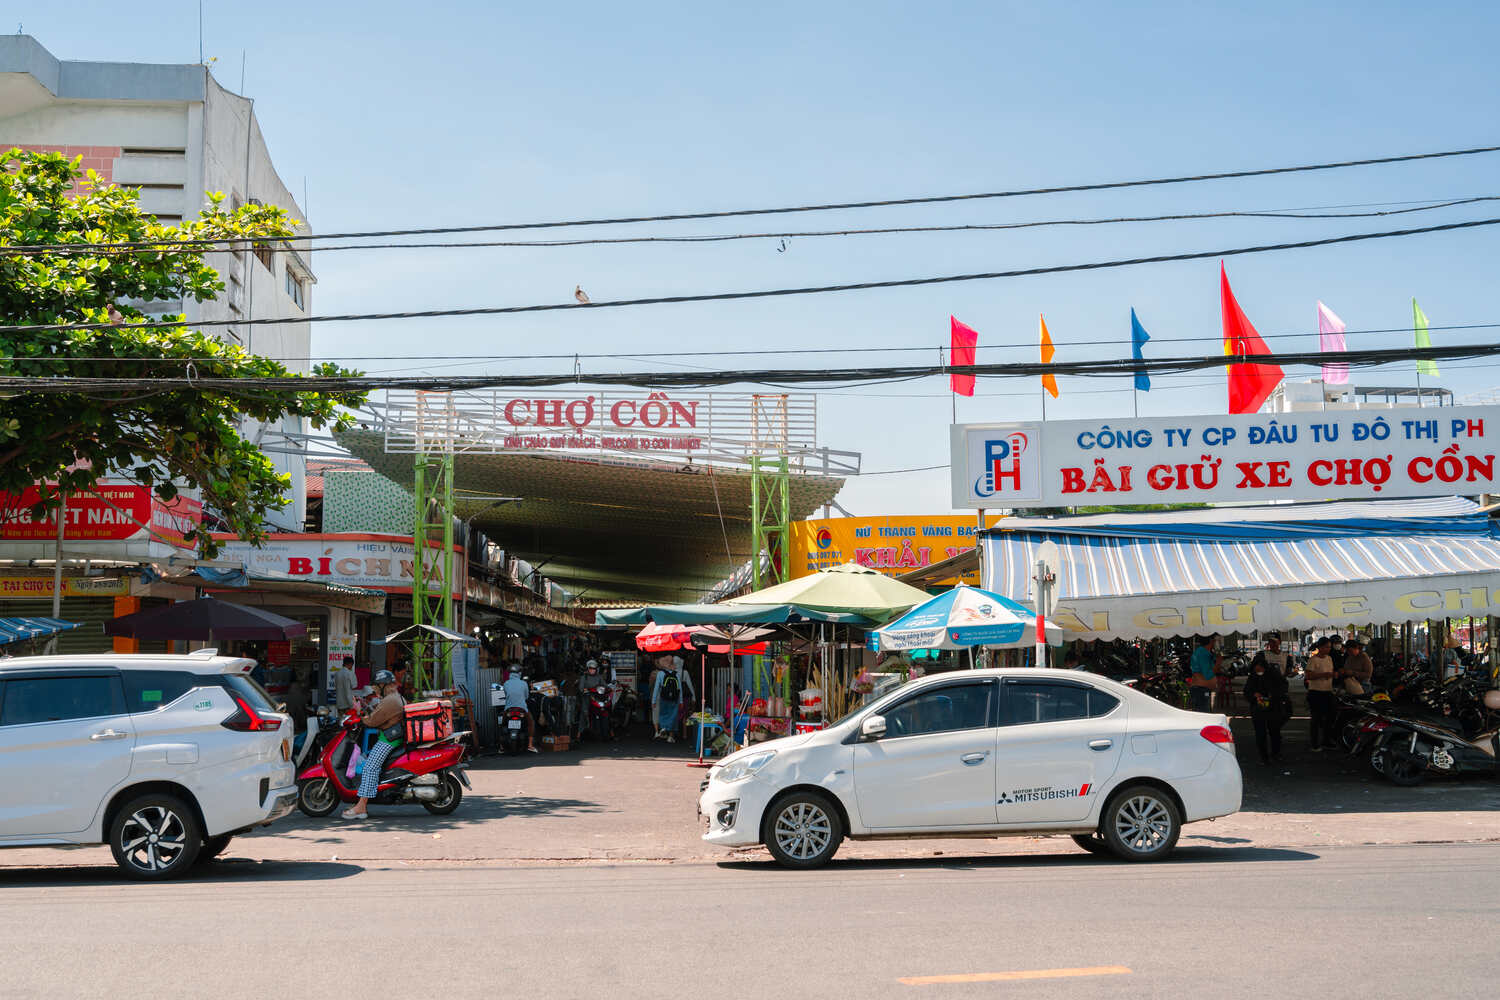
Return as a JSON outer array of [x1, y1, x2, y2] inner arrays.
[[0, 149, 367, 554]]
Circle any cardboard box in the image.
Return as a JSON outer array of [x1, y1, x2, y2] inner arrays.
[[540, 734, 571, 752]]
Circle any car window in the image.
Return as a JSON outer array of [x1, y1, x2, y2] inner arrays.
[[122, 671, 199, 714], [0, 675, 125, 725], [222, 673, 277, 712], [882, 682, 992, 738], [1001, 682, 1117, 725]]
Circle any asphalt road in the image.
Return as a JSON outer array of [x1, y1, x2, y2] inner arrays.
[[3, 843, 1496, 999]]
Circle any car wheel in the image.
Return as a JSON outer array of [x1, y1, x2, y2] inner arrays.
[[421, 774, 464, 815], [1101, 785, 1181, 862], [108, 794, 202, 880], [763, 792, 843, 869], [297, 777, 339, 817], [196, 834, 234, 864], [1071, 833, 1111, 856]]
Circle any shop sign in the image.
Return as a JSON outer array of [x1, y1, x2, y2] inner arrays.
[[1024, 579, 1500, 641], [0, 483, 201, 550], [0, 575, 130, 599], [212, 534, 462, 599], [791, 515, 1003, 581], [266, 640, 292, 667], [951, 407, 1500, 507]]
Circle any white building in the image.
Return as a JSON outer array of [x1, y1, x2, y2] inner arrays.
[[0, 35, 314, 530]]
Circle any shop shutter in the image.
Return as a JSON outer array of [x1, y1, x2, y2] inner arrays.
[[0, 597, 137, 655]]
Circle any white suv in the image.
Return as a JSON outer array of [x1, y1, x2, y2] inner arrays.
[[699, 668, 1243, 868], [0, 652, 297, 879]]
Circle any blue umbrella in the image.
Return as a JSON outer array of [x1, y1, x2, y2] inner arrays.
[[873, 585, 1061, 652]]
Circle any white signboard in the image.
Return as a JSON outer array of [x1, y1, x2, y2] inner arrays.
[[952, 407, 1500, 508], [214, 533, 461, 599]]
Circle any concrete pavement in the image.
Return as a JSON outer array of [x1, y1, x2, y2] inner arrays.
[[4, 843, 1498, 998]]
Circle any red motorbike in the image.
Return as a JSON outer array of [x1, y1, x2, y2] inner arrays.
[[296, 711, 470, 817]]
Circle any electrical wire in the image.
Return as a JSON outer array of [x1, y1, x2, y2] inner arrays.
[[5, 142, 1497, 253], [2, 340, 1496, 395], [6, 214, 1500, 336], [15, 196, 1497, 256]]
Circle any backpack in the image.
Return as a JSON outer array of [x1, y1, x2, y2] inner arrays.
[[660, 671, 681, 701]]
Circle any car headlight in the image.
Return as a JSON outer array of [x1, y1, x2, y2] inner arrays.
[[717, 750, 776, 783]]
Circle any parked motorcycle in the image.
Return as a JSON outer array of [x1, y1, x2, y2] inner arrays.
[[611, 683, 639, 737], [498, 704, 530, 755], [297, 711, 470, 816], [292, 707, 341, 768], [1368, 706, 1500, 786]]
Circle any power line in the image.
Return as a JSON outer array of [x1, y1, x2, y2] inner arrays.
[[17, 196, 1497, 256], [6, 142, 1498, 253], [3, 340, 1497, 395], [6, 214, 1500, 336]]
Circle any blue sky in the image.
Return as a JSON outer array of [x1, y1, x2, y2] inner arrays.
[[25, 1, 1500, 514]]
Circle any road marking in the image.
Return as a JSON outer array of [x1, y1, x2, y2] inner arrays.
[[899, 966, 1131, 986]]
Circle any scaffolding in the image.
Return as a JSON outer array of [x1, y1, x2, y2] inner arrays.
[[410, 391, 456, 690]]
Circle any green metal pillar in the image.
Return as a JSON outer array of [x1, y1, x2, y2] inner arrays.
[[411, 447, 455, 691], [749, 453, 790, 704]]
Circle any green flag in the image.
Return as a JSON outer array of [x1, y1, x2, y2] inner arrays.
[[1413, 298, 1440, 377]]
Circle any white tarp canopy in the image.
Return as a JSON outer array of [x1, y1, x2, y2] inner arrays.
[[979, 498, 1500, 640]]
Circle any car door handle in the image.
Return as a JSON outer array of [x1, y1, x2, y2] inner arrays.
[[960, 752, 990, 765], [1088, 739, 1113, 751], [90, 729, 129, 741]]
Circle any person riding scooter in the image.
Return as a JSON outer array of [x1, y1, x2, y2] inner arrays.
[[343, 670, 405, 820], [503, 666, 538, 753]]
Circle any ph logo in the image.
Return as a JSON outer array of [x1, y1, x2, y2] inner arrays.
[[973, 431, 1029, 498]]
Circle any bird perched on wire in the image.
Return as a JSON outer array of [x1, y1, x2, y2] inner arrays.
[[574, 285, 591, 304]]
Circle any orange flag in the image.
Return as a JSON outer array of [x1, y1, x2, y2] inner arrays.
[[1039, 314, 1059, 398]]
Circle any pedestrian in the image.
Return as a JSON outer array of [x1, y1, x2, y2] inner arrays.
[[1304, 636, 1337, 752], [1242, 652, 1289, 764], [651, 655, 694, 743], [343, 669, 405, 820], [1188, 635, 1219, 712], [1262, 633, 1291, 679], [1441, 636, 1464, 680], [1342, 637, 1374, 695]]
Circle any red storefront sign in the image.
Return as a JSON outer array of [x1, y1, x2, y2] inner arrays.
[[0, 484, 202, 550]]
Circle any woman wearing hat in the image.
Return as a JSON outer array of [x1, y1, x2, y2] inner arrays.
[[344, 669, 405, 820], [1441, 635, 1465, 681]]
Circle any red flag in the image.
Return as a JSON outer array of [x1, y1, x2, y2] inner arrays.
[[950, 316, 978, 396], [1220, 263, 1283, 414]]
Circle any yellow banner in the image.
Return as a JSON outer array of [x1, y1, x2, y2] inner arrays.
[[790, 515, 1003, 583], [0, 575, 130, 599]]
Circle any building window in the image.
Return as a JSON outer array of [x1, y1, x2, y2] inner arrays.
[[285, 268, 305, 309]]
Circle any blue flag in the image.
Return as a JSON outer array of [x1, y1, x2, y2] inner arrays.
[[1130, 308, 1151, 391]]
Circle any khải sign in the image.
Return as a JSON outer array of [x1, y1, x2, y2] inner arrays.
[[791, 515, 1004, 581], [952, 407, 1500, 508], [212, 533, 462, 600]]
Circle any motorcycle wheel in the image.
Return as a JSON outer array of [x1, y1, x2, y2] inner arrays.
[[421, 773, 463, 815], [1383, 745, 1429, 786], [297, 777, 339, 817]]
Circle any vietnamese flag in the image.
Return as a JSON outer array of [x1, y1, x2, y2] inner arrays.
[[950, 316, 978, 396], [1220, 264, 1283, 414]]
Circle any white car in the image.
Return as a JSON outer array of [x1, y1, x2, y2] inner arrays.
[[699, 668, 1241, 867], [0, 651, 298, 879]]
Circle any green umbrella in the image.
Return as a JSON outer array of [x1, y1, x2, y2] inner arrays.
[[724, 562, 932, 623]]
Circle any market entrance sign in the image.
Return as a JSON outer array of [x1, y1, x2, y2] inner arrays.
[[951, 407, 1500, 507]]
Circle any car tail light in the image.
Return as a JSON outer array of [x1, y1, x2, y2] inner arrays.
[[1200, 724, 1234, 745], [222, 691, 281, 732]]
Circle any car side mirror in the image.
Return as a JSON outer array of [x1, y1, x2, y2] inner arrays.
[[861, 715, 887, 741]]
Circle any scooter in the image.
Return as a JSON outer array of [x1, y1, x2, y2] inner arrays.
[[584, 684, 612, 742], [610, 683, 639, 737], [498, 704, 530, 755], [297, 711, 470, 816], [1368, 711, 1500, 786], [293, 707, 341, 768]]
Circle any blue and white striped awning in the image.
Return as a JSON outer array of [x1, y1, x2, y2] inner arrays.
[[979, 500, 1500, 639], [0, 617, 79, 645]]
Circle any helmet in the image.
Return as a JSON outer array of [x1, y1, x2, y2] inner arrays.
[[1371, 692, 1391, 703], [586, 659, 600, 671], [1484, 689, 1500, 711], [373, 669, 396, 686]]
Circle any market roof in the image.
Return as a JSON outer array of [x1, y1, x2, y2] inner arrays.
[[334, 429, 845, 604], [967, 497, 1500, 639]]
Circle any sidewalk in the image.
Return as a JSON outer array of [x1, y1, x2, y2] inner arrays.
[[3, 718, 1494, 871]]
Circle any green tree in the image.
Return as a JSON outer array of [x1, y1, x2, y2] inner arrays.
[[0, 149, 366, 553]]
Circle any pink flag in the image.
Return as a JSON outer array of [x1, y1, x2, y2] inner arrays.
[[1317, 301, 1348, 385], [950, 316, 978, 396]]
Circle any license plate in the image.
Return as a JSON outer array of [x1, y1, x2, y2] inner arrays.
[[508, 721, 522, 731]]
